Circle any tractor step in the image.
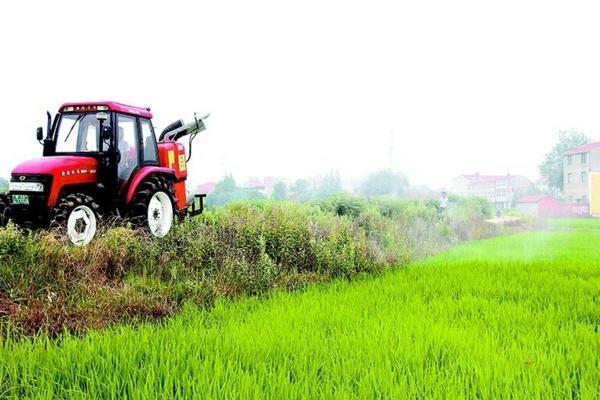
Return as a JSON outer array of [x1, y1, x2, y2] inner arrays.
[[189, 194, 206, 217]]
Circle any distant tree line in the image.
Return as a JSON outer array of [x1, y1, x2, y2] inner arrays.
[[358, 170, 408, 197], [206, 169, 411, 208]]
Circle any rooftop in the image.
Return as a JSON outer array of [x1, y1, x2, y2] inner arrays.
[[196, 181, 216, 194], [517, 195, 549, 203], [59, 101, 153, 119], [565, 141, 600, 155], [458, 174, 511, 184]]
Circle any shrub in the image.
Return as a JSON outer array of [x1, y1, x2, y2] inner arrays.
[[0, 196, 514, 336]]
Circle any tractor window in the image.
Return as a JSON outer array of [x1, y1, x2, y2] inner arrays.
[[83, 124, 98, 152], [140, 119, 158, 163], [55, 113, 104, 153], [116, 114, 139, 184]]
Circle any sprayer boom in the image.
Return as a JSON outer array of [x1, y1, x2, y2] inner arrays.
[[159, 112, 210, 142]]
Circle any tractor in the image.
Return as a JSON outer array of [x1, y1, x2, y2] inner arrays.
[[0, 101, 209, 245]]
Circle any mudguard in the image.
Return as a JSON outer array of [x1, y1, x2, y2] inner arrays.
[[125, 167, 177, 204]]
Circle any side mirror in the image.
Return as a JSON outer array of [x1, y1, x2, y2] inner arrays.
[[36, 127, 43, 141], [101, 125, 112, 141]]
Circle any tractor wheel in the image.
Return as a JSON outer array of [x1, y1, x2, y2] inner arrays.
[[129, 175, 176, 238], [0, 194, 11, 227], [51, 193, 100, 246]]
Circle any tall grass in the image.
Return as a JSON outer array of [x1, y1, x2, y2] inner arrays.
[[0, 196, 509, 335], [0, 230, 597, 398]]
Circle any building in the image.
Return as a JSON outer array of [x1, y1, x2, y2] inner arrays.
[[451, 173, 533, 209], [563, 142, 600, 203], [516, 195, 589, 217]]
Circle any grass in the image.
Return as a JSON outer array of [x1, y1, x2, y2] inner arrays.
[[0, 197, 500, 335], [547, 217, 600, 230], [1, 229, 599, 398]]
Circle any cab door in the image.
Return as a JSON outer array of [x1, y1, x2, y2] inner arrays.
[[115, 114, 140, 188]]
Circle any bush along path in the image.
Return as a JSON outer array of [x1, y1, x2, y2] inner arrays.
[[0, 196, 521, 335]]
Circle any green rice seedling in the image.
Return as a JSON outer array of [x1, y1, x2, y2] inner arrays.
[[547, 217, 600, 231], [1, 229, 598, 399]]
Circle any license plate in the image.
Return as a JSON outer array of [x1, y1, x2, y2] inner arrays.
[[11, 194, 29, 205]]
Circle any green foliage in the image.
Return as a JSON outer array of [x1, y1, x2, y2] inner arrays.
[[271, 180, 287, 200], [446, 197, 495, 240], [0, 196, 508, 335], [206, 174, 265, 207], [452, 196, 493, 219], [359, 169, 409, 197], [316, 193, 367, 218], [313, 170, 342, 199], [290, 179, 311, 202], [1, 231, 598, 398], [539, 130, 591, 191]]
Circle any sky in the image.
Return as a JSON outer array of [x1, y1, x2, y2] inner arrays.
[[1, 0, 600, 189]]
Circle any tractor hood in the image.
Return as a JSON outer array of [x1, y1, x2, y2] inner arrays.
[[11, 156, 99, 207], [12, 156, 98, 177]]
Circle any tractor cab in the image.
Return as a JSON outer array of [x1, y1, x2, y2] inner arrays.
[[47, 103, 160, 205], [2, 101, 209, 245], [10, 102, 158, 223]]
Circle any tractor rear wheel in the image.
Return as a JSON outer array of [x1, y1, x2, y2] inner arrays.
[[51, 193, 100, 246], [0, 194, 11, 227], [129, 176, 176, 238]]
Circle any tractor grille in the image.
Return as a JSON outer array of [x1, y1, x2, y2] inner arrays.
[[9, 174, 53, 226]]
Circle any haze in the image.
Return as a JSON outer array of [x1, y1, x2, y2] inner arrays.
[[2, 0, 600, 188]]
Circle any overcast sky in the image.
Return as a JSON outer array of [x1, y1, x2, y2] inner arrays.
[[1, 0, 600, 188]]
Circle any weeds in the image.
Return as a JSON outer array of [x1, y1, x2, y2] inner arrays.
[[0, 196, 514, 335]]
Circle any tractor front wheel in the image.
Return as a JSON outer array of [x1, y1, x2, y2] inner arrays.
[[51, 193, 100, 246], [129, 176, 176, 238], [0, 194, 11, 227]]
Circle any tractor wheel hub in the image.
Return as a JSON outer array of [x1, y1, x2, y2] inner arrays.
[[67, 205, 97, 246], [147, 192, 173, 238]]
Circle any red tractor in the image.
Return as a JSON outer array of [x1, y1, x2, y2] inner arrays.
[[0, 101, 209, 245]]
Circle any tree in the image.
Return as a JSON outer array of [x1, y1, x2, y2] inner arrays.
[[539, 130, 591, 192], [358, 169, 409, 197], [207, 174, 265, 207], [290, 179, 311, 202], [271, 180, 287, 200], [207, 174, 238, 207], [314, 170, 343, 199]]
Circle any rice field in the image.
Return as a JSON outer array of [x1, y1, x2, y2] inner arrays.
[[547, 217, 600, 230], [1, 227, 599, 399]]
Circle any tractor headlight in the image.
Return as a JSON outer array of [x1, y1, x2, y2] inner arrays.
[[9, 181, 44, 192]]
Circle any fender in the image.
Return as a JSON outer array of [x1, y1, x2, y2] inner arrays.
[[125, 167, 177, 204]]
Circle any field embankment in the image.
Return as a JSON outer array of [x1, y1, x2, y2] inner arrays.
[[0, 196, 506, 335], [1, 225, 598, 398]]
